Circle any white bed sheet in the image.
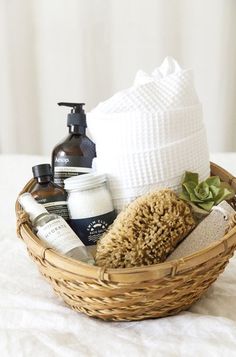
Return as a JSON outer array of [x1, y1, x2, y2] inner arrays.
[[1, 153, 236, 357]]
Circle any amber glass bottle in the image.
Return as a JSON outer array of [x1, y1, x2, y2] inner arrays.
[[31, 164, 69, 221], [52, 102, 96, 188]]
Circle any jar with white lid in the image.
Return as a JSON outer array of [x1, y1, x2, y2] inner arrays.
[[64, 173, 117, 249]]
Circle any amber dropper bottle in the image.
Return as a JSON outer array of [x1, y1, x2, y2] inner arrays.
[[31, 163, 69, 221]]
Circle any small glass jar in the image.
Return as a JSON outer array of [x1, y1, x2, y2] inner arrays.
[[64, 173, 117, 250]]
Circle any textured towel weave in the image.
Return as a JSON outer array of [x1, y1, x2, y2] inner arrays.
[[88, 57, 210, 211]]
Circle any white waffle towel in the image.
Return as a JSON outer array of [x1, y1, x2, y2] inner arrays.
[[88, 57, 210, 211]]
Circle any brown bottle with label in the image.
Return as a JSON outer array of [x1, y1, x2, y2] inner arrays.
[[52, 102, 96, 188], [31, 164, 69, 221]]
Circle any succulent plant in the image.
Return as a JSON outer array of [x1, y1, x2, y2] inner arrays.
[[179, 171, 235, 215]]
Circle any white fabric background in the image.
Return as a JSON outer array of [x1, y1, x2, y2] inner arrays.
[[0, 0, 236, 155]]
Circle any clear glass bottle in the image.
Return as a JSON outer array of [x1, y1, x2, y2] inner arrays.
[[18, 193, 94, 264]]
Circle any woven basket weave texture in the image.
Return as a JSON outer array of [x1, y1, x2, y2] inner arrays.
[[15, 163, 236, 321]]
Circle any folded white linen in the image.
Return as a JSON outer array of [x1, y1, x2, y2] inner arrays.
[[88, 57, 210, 211], [91, 59, 199, 114], [94, 129, 209, 185], [89, 105, 203, 155]]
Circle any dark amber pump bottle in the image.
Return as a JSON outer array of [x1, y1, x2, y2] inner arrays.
[[52, 102, 96, 188], [31, 164, 69, 221]]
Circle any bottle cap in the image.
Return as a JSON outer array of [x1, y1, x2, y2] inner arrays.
[[18, 193, 48, 222], [64, 173, 107, 192], [32, 164, 52, 178]]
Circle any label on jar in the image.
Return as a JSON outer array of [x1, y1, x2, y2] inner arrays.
[[54, 155, 93, 186], [37, 217, 84, 254], [69, 210, 117, 246]]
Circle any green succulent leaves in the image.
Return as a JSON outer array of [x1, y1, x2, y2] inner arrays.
[[179, 171, 235, 213]]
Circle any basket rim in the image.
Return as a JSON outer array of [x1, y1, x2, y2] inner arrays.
[[15, 162, 236, 283]]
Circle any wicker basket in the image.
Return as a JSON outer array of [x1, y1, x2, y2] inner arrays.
[[15, 163, 236, 321]]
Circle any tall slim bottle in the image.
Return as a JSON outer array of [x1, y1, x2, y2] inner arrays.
[[18, 193, 94, 264]]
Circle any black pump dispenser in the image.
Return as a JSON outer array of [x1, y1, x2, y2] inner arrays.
[[52, 102, 96, 187], [58, 102, 87, 130]]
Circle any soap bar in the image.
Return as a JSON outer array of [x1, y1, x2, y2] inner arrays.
[[167, 201, 235, 261]]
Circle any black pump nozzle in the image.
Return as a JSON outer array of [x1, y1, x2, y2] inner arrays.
[[58, 102, 85, 114], [58, 102, 87, 130]]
